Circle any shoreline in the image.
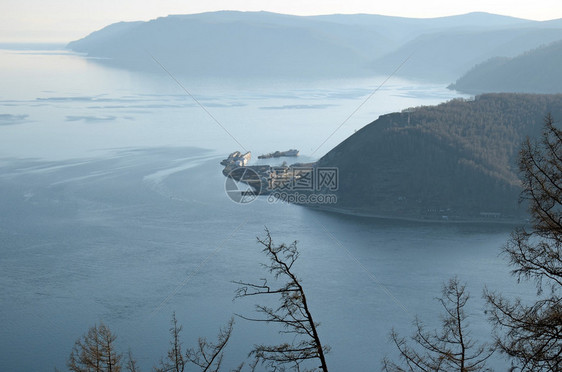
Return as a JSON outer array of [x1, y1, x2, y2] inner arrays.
[[306, 204, 527, 226]]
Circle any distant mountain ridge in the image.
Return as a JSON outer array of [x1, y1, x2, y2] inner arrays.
[[66, 11, 562, 79], [373, 28, 562, 82], [68, 11, 385, 77], [449, 40, 562, 93], [313, 93, 562, 221]]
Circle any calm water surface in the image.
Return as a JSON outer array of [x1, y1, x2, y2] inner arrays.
[[0, 48, 533, 371]]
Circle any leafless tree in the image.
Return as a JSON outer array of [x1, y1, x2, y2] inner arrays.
[[486, 114, 562, 371], [124, 350, 140, 372], [68, 323, 122, 372], [154, 313, 238, 372], [186, 317, 237, 372], [155, 312, 186, 372], [233, 229, 329, 372], [384, 277, 495, 372]]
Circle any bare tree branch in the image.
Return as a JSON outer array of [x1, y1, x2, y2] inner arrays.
[[486, 114, 562, 371], [384, 277, 495, 372], [155, 312, 186, 372], [233, 229, 329, 372], [186, 317, 235, 372]]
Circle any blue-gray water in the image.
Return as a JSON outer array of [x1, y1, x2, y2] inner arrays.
[[0, 48, 533, 371]]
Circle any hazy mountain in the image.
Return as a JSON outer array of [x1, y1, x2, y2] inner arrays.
[[316, 12, 529, 43], [374, 27, 562, 82], [67, 11, 552, 79], [67, 11, 388, 77], [313, 94, 562, 221], [449, 40, 562, 93]]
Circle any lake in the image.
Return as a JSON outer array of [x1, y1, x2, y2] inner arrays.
[[0, 47, 534, 371]]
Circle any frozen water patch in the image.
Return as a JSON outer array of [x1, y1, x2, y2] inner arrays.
[[9, 160, 95, 176], [142, 153, 221, 200], [66, 115, 117, 122], [0, 113, 28, 125], [49, 170, 117, 186], [260, 103, 337, 110]]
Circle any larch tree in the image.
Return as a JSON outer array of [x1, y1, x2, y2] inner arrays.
[[185, 317, 236, 372], [68, 323, 122, 372], [486, 114, 562, 371], [384, 277, 495, 372], [155, 313, 237, 372], [155, 312, 186, 372], [233, 229, 329, 372]]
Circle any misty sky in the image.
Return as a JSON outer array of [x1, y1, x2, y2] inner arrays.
[[2, 0, 562, 42]]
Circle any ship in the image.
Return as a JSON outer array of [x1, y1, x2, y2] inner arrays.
[[258, 149, 299, 159]]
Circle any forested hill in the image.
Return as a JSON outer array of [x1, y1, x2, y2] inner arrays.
[[450, 40, 562, 94], [315, 94, 562, 221]]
